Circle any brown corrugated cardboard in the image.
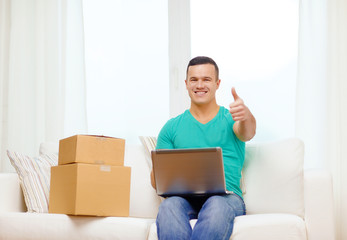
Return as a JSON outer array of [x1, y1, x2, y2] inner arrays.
[[58, 135, 125, 166], [49, 163, 131, 217]]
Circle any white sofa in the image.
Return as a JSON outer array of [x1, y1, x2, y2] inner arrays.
[[0, 138, 335, 240]]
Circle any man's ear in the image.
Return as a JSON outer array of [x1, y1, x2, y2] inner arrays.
[[216, 79, 221, 89], [185, 79, 188, 89]]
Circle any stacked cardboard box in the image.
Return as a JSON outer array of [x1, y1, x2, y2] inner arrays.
[[49, 135, 131, 217]]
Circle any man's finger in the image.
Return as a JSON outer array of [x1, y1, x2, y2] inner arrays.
[[229, 100, 242, 109], [229, 105, 243, 114], [231, 87, 240, 101], [231, 112, 244, 118]]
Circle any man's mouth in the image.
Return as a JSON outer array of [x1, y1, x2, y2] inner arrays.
[[194, 91, 208, 96]]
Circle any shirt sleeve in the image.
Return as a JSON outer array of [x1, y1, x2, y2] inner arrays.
[[156, 119, 175, 149]]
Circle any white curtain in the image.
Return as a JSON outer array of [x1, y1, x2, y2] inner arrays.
[[168, 0, 191, 118], [0, 0, 87, 172], [296, 0, 347, 239]]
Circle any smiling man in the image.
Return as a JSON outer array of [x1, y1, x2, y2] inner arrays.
[[151, 56, 256, 240]]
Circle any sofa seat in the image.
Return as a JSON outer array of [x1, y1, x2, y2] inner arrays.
[[231, 214, 307, 239], [0, 212, 155, 240], [147, 213, 306, 240]]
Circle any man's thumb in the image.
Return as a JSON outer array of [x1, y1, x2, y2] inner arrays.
[[232, 87, 239, 101]]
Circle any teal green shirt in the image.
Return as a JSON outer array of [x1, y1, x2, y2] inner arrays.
[[156, 106, 245, 197]]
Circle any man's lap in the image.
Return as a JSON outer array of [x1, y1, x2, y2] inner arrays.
[[158, 193, 246, 220]]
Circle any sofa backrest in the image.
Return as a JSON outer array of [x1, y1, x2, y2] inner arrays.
[[0, 173, 27, 212], [124, 144, 161, 218], [40, 138, 305, 219], [243, 138, 305, 218], [125, 138, 305, 219]]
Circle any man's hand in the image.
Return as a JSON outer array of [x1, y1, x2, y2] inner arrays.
[[229, 87, 251, 122], [229, 87, 256, 142]]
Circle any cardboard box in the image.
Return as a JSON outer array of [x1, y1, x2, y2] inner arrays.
[[49, 163, 131, 217], [58, 135, 125, 166]]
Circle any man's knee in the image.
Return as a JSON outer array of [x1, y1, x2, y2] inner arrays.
[[200, 196, 235, 219], [204, 195, 228, 208], [159, 196, 187, 214]]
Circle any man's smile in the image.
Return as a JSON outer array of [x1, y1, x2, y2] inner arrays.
[[194, 90, 208, 96]]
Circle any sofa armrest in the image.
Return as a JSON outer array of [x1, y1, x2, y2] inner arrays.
[[0, 173, 26, 212], [304, 169, 335, 240]]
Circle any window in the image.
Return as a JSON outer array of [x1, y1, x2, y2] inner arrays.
[[83, 0, 299, 143], [83, 0, 169, 143], [191, 0, 299, 142]]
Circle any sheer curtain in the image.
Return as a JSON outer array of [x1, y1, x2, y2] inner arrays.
[[296, 0, 347, 239], [168, 0, 191, 118], [0, 0, 87, 172]]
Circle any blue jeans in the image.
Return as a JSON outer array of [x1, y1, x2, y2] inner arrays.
[[156, 194, 246, 240]]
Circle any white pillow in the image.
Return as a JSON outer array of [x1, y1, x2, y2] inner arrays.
[[243, 138, 305, 218], [39, 142, 59, 156], [125, 144, 162, 218], [139, 136, 157, 170], [7, 151, 58, 213]]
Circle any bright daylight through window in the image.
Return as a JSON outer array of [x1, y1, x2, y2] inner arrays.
[[191, 0, 299, 142], [83, 0, 298, 143], [83, 0, 169, 144]]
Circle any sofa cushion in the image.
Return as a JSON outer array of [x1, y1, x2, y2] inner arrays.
[[0, 173, 26, 212], [231, 214, 307, 240], [147, 214, 306, 240], [7, 151, 58, 213], [139, 136, 157, 170], [39, 142, 59, 156], [243, 138, 305, 217], [125, 144, 161, 218], [0, 212, 155, 240]]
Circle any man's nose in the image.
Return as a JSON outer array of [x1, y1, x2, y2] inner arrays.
[[197, 80, 204, 88]]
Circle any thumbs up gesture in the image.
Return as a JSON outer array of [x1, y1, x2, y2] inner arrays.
[[229, 87, 256, 141], [229, 87, 250, 122]]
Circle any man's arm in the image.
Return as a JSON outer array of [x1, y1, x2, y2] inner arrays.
[[229, 87, 256, 142]]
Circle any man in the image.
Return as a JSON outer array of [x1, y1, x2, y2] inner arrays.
[[151, 56, 256, 240]]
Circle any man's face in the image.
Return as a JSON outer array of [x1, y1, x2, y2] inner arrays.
[[185, 63, 221, 106]]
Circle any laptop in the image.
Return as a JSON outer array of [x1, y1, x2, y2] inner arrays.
[[151, 147, 232, 197]]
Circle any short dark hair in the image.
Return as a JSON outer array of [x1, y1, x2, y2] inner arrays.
[[186, 56, 219, 80]]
